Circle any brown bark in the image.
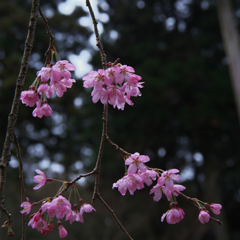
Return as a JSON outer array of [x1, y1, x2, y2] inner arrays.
[[0, 0, 39, 221]]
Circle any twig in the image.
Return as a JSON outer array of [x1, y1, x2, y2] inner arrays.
[[112, 58, 120, 66], [86, 0, 107, 69], [97, 194, 134, 240], [0, 0, 40, 221], [58, 170, 96, 196], [106, 138, 131, 157], [13, 132, 26, 240], [38, 6, 55, 66], [1, 206, 12, 225], [92, 104, 108, 204], [179, 192, 223, 225]]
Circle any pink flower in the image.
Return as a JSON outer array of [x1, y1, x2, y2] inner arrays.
[[208, 203, 222, 215], [20, 197, 32, 214], [20, 89, 39, 107], [41, 103, 53, 117], [33, 169, 47, 190], [125, 152, 150, 174], [52, 60, 76, 80], [91, 87, 108, 105], [58, 223, 68, 238], [162, 184, 186, 201], [78, 203, 96, 223], [47, 195, 71, 219], [113, 173, 143, 196], [140, 170, 159, 186], [161, 202, 185, 224], [159, 169, 181, 191], [32, 101, 53, 118], [198, 210, 210, 224], [150, 177, 165, 202], [37, 84, 53, 98], [37, 67, 53, 82]]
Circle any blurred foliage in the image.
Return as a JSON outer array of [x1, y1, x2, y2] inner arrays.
[[0, 0, 240, 239]]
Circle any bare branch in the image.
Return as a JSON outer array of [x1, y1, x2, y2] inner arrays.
[[106, 137, 131, 157], [86, 0, 107, 69], [97, 194, 134, 240], [38, 6, 55, 66], [13, 132, 26, 240]]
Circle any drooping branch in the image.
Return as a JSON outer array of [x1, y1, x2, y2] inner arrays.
[[97, 194, 134, 240], [13, 132, 26, 240], [38, 6, 55, 66], [0, 0, 40, 221], [92, 104, 108, 204], [86, 0, 107, 70]]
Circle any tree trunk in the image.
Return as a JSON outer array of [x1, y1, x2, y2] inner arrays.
[[217, 0, 240, 122]]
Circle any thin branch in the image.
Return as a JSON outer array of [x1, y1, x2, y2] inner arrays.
[[1, 206, 12, 225], [85, 1, 133, 239], [38, 6, 55, 66], [13, 132, 26, 240], [0, 0, 40, 221], [86, 0, 107, 69], [106, 137, 131, 157], [92, 104, 108, 204], [58, 170, 96, 196], [179, 192, 223, 225], [97, 194, 134, 240]]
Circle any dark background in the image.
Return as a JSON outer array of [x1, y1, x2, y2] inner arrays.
[[0, 0, 239, 239]]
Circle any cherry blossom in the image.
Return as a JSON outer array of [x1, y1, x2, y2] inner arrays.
[[79, 203, 96, 223], [20, 89, 39, 107], [82, 64, 143, 110], [20, 197, 32, 214], [149, 177, 165, 202], [208, 203, 222, 215], [33, 169, 47, 190], [159, 169, 181, 191], [112, 173, 143, 196], [139, 170, 159, 186], [161, 202, 185, 224], [58, 222, 68, 238], [21, 60, 76, 118], [198, 210, 210, 224], [47, 195, 72, 219], [125, 152, 150, 174]]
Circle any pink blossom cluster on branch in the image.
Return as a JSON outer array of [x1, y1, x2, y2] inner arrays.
[[20, 60, 76, 118], [113, 152, 222, 225], [82, 64, 144, 110], [20, 170, 95, 238]]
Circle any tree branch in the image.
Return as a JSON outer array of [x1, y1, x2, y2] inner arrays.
[[0, 0, 40, 221], [38, 6, 55, 66], [13, 132, 26, 240]]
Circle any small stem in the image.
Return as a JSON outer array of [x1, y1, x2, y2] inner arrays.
[[58, 170, 96, 196], [179, 192, 223, 225], [38, 6, 55, 66], [13, 132, 26, 240], [97, 194, 134, 240], [106, 138, 131, 157]]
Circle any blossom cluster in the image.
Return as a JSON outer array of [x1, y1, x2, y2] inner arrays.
[[20, 170, 95, 238], [82, 64, 144, 110], [112, 152, 222, 225], [20, 60, 76, 118]]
